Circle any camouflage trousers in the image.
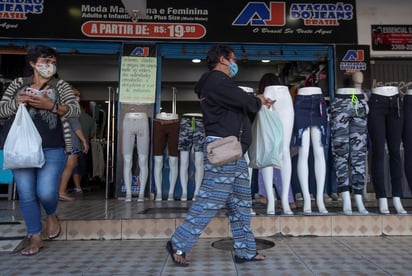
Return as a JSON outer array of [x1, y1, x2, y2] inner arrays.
[[330, 95, 368, 194]]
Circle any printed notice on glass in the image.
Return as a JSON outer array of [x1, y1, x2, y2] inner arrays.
[[119, 56, 157, 103]]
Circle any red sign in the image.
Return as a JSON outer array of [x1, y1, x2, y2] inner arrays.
[[372, 25, 412, 51], [82, 21, 206, 39]]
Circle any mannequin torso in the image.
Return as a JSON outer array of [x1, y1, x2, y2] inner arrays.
[[156, 112, 179, 120], [182, 113, 202, 117], [297, 87, 322, 96], [336, 88, 363, 95], [125, 112, 147, 119], [372, 86, 398, 96]]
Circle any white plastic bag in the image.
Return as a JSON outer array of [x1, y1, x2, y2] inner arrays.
[[3, 104, 45, 169], [248, 106, 283, 169]]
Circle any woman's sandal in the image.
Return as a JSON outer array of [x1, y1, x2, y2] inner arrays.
[[21, 234, 44, 256], [166, 240, 190, 267], [59, 193, 75, 201], [47, 215, 61, 240], [234, 252, 266, 263]]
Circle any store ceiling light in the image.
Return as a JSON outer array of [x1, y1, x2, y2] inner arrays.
[[261, 59, 271, 63], [192, 58, 201, 63]]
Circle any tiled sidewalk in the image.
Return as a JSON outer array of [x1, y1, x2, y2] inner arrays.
[[1, 236, 412, 275]]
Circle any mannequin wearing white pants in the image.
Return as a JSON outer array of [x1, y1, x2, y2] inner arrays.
[[153, 112, 179, 201], [178, 113, 204, 201], [295, 87, 328, 214], [122, 112, 149, 202], [263, 85, 294, 215]]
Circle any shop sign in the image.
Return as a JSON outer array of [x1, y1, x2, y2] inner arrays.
[[371, 25, 412, 51], [335, 45, 371, 89], [0, 0, 357, 44]]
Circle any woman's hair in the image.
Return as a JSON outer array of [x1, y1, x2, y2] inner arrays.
[[206, 44, 234, 70], [257, 73, 280, 95], [26, 45, 57, 64]]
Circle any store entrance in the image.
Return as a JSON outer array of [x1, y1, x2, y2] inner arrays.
[[156, 43, 334, 201], [0, 52, 119, 200]]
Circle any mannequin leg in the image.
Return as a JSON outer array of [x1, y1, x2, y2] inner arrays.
[[311, 128, 328, 214], [262, 167, 275, 214], [168, 156, 179, 200], [179, 151, 190, 201], [265, 88, 294, 215], [280, 151, 293, 215], [137, 154, 149, 202], [378, 198, 390, 214], [193, 151, 204, 200], [122, 154, 133, 202], [154, 156, 163, 201], [354, 194, 368, 214], [341, 191, 352, 214], [393, 197, 407, 214], [297, 130, 312, 213]]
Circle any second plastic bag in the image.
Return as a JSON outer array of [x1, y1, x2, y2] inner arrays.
[[248, 106, 283, 169], [3, 104, 45, 170]]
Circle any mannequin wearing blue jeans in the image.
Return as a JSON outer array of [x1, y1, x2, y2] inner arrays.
[[13, 148, 67, 235], [368, 86, 406, 214]]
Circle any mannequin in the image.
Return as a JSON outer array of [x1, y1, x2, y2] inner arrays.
[[331, 85, 368, 214], [122, 112, 149, 202], [263, 85, 294, 215], [368, 86, 406, 214], [239, 86, 257, 215], [293, 87, 328, 214], [403, 89, 412, 208], [178, 113, 205, 201], [153, 112, 180, 201], [353, 71, 363, 90]]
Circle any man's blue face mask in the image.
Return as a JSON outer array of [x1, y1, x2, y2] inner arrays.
[[228, 61, 238, 77]]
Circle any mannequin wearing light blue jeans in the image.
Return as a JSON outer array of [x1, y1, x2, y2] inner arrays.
[[13, 148, 67, 236]]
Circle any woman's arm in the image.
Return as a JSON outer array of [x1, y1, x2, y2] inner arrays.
[[0, 78, 23, 118], [55, 80, 80, 118]]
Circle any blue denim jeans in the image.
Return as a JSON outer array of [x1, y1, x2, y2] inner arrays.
[[368, 93, 403, 198], [13, 148, 67, 236], [293, 94, 328, 146]]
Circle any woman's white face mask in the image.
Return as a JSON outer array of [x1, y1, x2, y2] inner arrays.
[[35, 62, 57, 78]]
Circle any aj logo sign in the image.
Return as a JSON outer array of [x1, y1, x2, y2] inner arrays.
[[342, 50, 364, 61], [232, 2, 286, 26]]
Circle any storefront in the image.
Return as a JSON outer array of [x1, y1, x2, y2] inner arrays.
[[0, 0, 369, 200]]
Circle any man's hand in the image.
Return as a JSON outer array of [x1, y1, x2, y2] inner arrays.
[[257, 94, 276, 108]]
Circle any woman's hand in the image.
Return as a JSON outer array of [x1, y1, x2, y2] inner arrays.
[[16, 91, 31, 105], [26, 94, 54, 110]]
